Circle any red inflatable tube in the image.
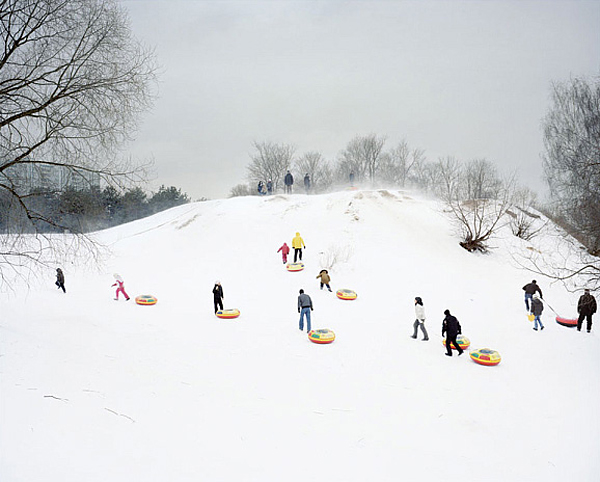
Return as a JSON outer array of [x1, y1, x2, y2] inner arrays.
[[556, 316, 577, 328]]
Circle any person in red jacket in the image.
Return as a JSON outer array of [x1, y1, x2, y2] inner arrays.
[[112, 274, 130, 301], [277, 242, 290, 264]]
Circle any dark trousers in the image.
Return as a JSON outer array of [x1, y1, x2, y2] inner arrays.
[[577, 313, 593, 332], [446, 334, 463, 355], [285, 185, 292, 194], [55, 281, 66, 293], [294, 248, 302, 262], [214, 298, 223, 313], [320, 283, 331, 291]]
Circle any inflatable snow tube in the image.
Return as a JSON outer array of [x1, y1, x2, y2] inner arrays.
[[336, 289, 357, 300], [286, 262, 305, 272], [216, 309, 240, 319], [556, 316, 577, 328], [442, 335, 470, 350], [308, 329, 335, 344], [470, 348, 501, 366], [135, 295, 157, 306]]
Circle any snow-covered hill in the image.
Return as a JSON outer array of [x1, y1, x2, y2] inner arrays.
[[1, 189, 598, 481]]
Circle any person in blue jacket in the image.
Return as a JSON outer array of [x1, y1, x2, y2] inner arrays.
[[284, 171, 294, 194]]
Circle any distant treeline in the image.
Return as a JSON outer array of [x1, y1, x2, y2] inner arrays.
[[0, 185, 191, 234]]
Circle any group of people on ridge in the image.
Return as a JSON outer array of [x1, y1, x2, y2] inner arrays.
[[258, 171, 312, 196]]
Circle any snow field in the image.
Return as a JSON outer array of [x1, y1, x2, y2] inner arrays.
[[1, 189, 599, 481]]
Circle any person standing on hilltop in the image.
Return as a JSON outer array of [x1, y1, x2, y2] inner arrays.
[[577, 288, 597, 333], [284, 170, 294, 194], [522, 280, 543, 312], [304, 173, 311, 194], [442, 309, 463, 356], [292, 232, 305, 263], [213, 281, 224, 314], [257, 180, 266, 195]]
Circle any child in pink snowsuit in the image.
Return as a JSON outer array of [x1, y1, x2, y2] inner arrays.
[[277, 242, 290, 264], [112, 274, 130, 301]]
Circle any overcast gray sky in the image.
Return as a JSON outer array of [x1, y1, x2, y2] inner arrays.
[[121, 0, 600, 200]]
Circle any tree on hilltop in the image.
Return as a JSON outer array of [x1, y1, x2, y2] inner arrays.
[[148, 185, 191, 213], [246, 141, 295, 192], [294, 151, 332, 193], [337, 134, 386, 184]]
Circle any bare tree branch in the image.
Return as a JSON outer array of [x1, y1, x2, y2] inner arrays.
[[0, 0, 157, 286]]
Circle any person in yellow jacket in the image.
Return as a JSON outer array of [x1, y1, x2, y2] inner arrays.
[[292, 232, 305, 263]]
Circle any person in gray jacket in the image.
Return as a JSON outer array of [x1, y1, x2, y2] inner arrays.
[[411, 296, 429, 341], [298, 289, 313, 332], [531, 293, 544, 331]]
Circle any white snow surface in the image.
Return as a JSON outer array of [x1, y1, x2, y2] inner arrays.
[[1, 189, 599, 481]]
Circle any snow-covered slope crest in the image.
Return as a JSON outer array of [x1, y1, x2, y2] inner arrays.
[[1, 189, 599, 482]]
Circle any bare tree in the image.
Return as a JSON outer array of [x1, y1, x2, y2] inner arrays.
[[378, 140, 425, 187], [337, 134, 386, 184], [543, 76, 600, 254], [463, 158, 503, 200], [433, 156, 461, 199], [507, 187, 544, 240], [411, 159, 443, 193], [318, 244, 353, 271], [0, 0, 157, 283], [514, 229, 600, 293], [229, 183, 251, 198], [246, 141, 295, 191], [439, 158, 515, 252], [294, 151, 332, 193]]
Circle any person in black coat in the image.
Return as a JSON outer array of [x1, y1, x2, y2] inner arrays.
[[577, 289, 597, 333], [303, 173, 311, 194], [522, 280, 543, 312], [212, 281, 224, 313], [55, 268, 66, 293], [442, 309, 463, 356], [284, 171, 294, 194]]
